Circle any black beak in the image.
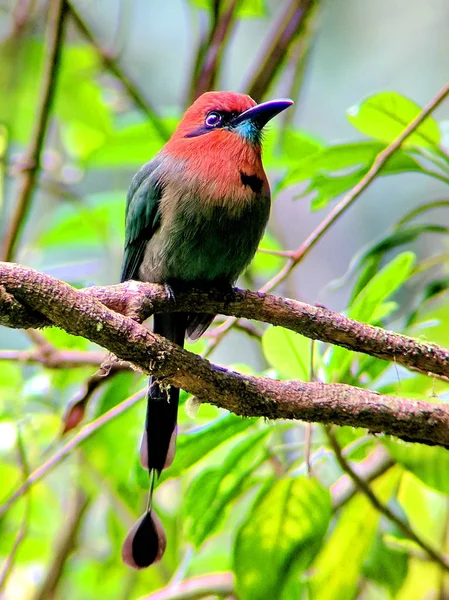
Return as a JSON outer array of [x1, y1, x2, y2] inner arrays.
[[232, 98, 294, 129]]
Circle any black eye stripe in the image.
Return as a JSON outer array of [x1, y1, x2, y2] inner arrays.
[[205, 110, 241, 128], [185, 109, 242, 138]]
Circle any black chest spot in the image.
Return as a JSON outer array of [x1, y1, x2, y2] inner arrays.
[[240, 171, 263, 194]]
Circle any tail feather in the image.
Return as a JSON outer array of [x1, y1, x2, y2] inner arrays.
[[124, 313, 186, 569]]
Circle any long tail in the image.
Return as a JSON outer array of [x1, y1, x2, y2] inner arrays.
[[122, 313, 186, 569]]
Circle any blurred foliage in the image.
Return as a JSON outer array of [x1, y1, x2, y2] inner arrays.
[[1, 1, 449, 599]]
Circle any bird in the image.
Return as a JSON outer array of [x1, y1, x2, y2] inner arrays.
[[120, 91, 293, 569]]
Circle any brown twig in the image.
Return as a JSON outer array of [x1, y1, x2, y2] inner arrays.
[[326, 427, 449, 572], [33, 487, 90, 600], [1, 0, 68, 261], [1, 265, 449, 448], [262, 78, 449, 292], [0, 388, 146, 519], [189, 0, 240, 101], [246, 0, 317, 102], [0, 427, 31, 592], [0, 348, 110, 368], [330, 446, 394, 510], [67, 1, 169, 141]]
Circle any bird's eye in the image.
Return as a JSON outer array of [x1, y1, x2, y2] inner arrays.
[[205, 111, 222, 128]]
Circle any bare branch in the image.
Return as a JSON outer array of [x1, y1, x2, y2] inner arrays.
[[1, 0, 68, 261], [263, 78, 449, 291], [1, 263, 448, 380], [326, 427, 449, 572], [67, 1, 169, 141], [246, 0, 317, 102], [1, 263, 449, 447]]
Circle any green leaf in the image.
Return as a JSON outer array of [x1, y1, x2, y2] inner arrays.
[[281, 141, 424, 209], [264, 127, 323, 171], [347, 92, 441, 148], [158, 413, 258, 483], [349, 251, 415, 323], [234, 476, 331, 600], [262, 327, 311, 380], [37, 193, 124, 251], [362, 531, 408, 595], [310, 469, 399, 600], [283, 141, 421, 185], [348, 225, 448, 302], [86, 123, 164, 168], [183, 427, 272, 547], [328, 252, 415, 380], [384, 439, 449, 495]]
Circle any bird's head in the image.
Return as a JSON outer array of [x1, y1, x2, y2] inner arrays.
[[168, 91, 293, 148]]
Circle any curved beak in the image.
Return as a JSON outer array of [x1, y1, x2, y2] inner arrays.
[[232, 98, 294, 130]]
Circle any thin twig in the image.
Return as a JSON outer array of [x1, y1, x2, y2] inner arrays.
[[1, 0, 68, 261], [262, 79, 449, 292], [0, 427, 31, 591], [190, 0, 240, 101], [139, 572, 234, 600], [326, 426, 449, 572], [330, 446, 394, 511], [0, 388, 145, 519], [33, 486, 90, 600], [246, 0, 317, 101], [67, 1, 169, 141]]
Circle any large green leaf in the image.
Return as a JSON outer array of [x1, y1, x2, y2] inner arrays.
[[348, 224, 449, 303], [85, 123, 164, 168], [347, 92, 441, 148], [349, 251, 415, 323], [262, 327, 311, 380], [362, 528, 408, 595], [283, 141, 420, 185], [281, 141, 424, 210], [310, 469, 399, 600], [384, 439, 449, 495], [183, 427, 272, 547], [234, 476, 331, 600], [37, 192, 124, 250], [157, 413, 258, 483]]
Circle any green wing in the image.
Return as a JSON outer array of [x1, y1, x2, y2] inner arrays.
[[120, 159, 164, 282]]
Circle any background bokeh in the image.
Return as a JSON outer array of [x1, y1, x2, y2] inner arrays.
[[1, 1, 449, 599]]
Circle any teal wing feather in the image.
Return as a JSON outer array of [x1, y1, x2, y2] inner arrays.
[[121, 159, 164, 282]]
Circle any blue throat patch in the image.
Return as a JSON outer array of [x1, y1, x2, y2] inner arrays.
[[233, 120, 263, 145]]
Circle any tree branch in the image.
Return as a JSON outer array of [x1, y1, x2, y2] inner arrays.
[[262, 78, 449, 292], [1, 0, 68, 261], [326, 427, 449, 571], [1, 262, 449, 447], [1, 262, 448, 380], [67, 1, 169, 141]]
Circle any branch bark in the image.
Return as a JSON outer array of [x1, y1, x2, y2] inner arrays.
[[1, 262, 449, 447], [1, 262, 448, 379]]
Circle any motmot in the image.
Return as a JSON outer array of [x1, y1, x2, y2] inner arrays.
[[120, 91, 293, 568]]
